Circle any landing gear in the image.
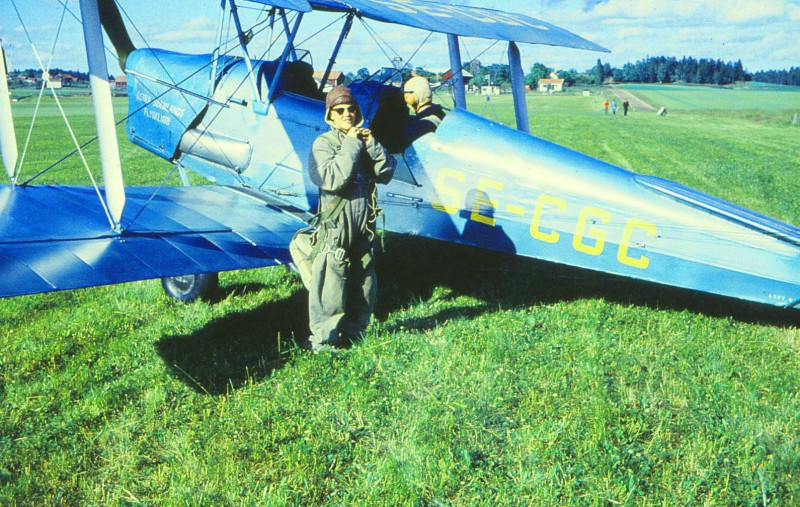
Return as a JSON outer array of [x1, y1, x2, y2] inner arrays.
[[161, 273, 219, 303]]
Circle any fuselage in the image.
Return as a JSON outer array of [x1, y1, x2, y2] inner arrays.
[[125, 49, 800, 308]]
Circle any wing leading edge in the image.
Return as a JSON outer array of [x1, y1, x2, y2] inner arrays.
[[248, 0, 312, 11], [261, 0, 608, 51], [0, 185, 305, 298]]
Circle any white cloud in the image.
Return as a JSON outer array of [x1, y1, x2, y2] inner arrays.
[[1, 0, 796, 74], [719, 1, 785, 23], [788, 3, 800, 20], [144, 17, 216, 46], [589, 0, 704, 20]]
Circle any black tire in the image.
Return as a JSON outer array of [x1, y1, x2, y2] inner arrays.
[[161, 273, 219, 303]]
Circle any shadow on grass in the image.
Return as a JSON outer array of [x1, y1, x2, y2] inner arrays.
[[158, 235, 799, 394], [156, 286, 308, 395], [375, 234, 800, 330]]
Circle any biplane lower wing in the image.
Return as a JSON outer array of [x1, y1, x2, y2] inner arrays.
[[0, 185, 303, 298]]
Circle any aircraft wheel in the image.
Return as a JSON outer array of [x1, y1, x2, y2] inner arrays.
[[161, 273, 219, 303]]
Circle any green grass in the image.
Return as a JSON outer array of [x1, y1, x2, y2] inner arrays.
[[2, 90, 800, 506], [619, 83, 800, 111]]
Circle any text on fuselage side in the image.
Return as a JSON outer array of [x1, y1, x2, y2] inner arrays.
[[431, 168, 658, 269], [136, 91, 186, 126]]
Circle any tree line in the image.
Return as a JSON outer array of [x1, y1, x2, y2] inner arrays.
[[750, 68, 800, 87], [597, 57, 747, 85], [469, 57, 798, 89], [528, 57, 798, 88]]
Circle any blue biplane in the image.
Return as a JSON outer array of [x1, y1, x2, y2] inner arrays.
[[2, 0, 800, 310]]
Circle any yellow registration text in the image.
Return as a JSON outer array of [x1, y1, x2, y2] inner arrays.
[[431, 168, 657, 269]]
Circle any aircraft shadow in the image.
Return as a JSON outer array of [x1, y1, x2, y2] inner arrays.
[[375, 234, 800, 331], [157, 235, 798, 395]]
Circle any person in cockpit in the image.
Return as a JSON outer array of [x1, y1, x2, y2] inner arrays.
[[403, 76, 446, 143]]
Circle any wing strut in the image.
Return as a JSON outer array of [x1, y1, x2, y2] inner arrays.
[[79, 0, 125, 229], [228, 0, 261, 104], [508, 42, 530, 134], [267, 10, 304, 104], [318, 12, 354, 94], [447, 34, 466, 110], [0, 40, 18, 182]]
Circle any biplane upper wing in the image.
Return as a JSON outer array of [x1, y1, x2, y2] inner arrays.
[[306, 0, 609, 51], [0, 185, 304, 298], [250, 0, 312, 11]]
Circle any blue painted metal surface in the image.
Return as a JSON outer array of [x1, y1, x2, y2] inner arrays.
[[379, 108, 800, 308], [308, 0, 608, 51], [248, 0, 311, 11], [126, 49, 220, 161], [0, 185, 302, 298], [507, 41, 529, 133], [447, 34, 466, 109], [119, 42, 800, 309]]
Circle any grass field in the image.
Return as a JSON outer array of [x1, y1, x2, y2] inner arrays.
[[1, 88, 800, 506], [619, 83, 800, 111]]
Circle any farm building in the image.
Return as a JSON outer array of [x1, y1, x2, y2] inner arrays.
[[538, 72, 564, 92]]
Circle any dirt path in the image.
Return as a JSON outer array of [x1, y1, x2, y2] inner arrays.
[[604, 85, 656, 112]]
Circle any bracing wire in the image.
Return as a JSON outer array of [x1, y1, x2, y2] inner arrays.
[[295, 13, 348, 49], [121, 8, 299, 230], [356, 17, 432, 83], [23, 0, 288, 186], [13, 0, 117, 226], [55, 0, 121, 67], [357, 19, 396, 69]]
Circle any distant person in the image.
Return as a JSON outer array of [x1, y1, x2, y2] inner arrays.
[[611, 100, 618, 115], [603, 100, 609, 114], [403, 76, 445, 143], [623, 100, 630, 116]]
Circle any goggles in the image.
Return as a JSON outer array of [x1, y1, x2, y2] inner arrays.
[[331, 105, 356, 115]]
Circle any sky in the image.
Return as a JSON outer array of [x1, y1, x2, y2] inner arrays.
[[1, 0, 798, 77]]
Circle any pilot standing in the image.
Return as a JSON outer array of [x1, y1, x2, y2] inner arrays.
[[403, 76, 446, 143], [304, 85, 395, 352]]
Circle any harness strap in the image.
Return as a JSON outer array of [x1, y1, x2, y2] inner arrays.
[[308, 194, 346, 260]]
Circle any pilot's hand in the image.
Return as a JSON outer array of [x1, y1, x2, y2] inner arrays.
[[359, 128, 373, 144], [346, 127, 361, 139]]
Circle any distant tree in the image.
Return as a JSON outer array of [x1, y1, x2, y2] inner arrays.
[[621, 63, 639, 82], [593, 58, 605, 84], [413, 67, 436, 81], [752, 67, 800, 86], [465, 60, 488, 85], [526, 62, 552, 88], [559, 69, 579, 87], [486, 63, 511, 86], [356, 67, 371, 81], [656, 62, 671, 83], [733, 60, 745, 82]]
